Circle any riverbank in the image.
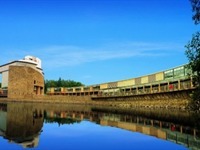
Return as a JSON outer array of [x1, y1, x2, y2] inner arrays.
[[0, 94, 191, 110]]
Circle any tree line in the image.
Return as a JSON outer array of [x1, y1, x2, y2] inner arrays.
[[44, 78, 84, 93]]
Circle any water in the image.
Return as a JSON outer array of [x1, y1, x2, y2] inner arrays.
[[0, 102, 199, 150]]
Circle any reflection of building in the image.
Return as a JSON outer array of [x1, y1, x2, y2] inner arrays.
[[1, 102, 199, 149], [0, 103, 7, 137], [9, 135, 40, 149], [99, 113, 200, 150], [44, 108, 200, 150], [0, 56, 44, 99], [0, 103, 43, 148], [100, 118, 166, 139]]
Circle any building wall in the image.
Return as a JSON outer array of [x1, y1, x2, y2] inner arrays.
[[148, 74, 156, 83], [135, 77, 141, 85], [141, 76, 148, 84], [2, 71, 8, 88], [0, 65, 9, 73], [8, 66, 44, 99], [118, 79, 134, 87], [100, 84, 108, 90], [108, 82, 118, 88], [155, 72, 164, 81]]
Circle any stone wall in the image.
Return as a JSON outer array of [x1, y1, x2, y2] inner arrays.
[[8, 66, 44, 99], [28, 94, 191, 110], [91, 90, 191, 110], [1, 90, 192, 110]]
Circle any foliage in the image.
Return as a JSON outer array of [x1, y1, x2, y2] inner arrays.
[[44, 77, 84, 93], [44, 117, 81, 126], [0, 82, 1, 88], [191, 0, 200, 24], [190, 87, 200, 111], [185, 0, 200, 111], [185, 32, 200, 85]]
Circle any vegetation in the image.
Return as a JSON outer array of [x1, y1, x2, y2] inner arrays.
[[185, 0, 200, 111], [185, 32, 200, 82], [45, 77, 84, 93], [44, 117, 81, 126], [0, 82, 1, 88], [185, 33, 200, 110], [191, 0, 200, 24]]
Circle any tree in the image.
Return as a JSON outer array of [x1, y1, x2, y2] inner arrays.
[[185, 32, 200, 111], [185, 32, 200, 79], [191, 0, 200, 24], [57, 77, 62, 87], [44, 78, 84, 93], [185, 0, 200, 111], [0, 82, 1, 88]]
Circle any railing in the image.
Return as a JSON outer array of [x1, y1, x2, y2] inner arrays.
[[100, 78, 194, 97], [167, 132, 200, 149]]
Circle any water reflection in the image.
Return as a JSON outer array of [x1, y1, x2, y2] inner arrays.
[[0, 102, 199, 150], [0, 103, 43, 148]]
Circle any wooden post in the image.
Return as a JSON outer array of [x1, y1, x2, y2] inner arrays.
[[151, 120, 154, 126], [190, 77, 193, 88], [143, 86, 145, 94], [150, 85, 152, 93], [137, 117, 139, 124], [158, 84, 161, 93], [136, 87, 138, 95], [167, 82, 170, 91], [160, 121, 162, 128], [81, 114, 84, 120], [72, 113, 75, 119], [193, 129, 196, 137]]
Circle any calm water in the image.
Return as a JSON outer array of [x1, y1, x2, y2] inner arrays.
[[0, 102, 199, 150]]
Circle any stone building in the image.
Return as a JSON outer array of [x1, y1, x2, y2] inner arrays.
[[0, 56, 44, 99]]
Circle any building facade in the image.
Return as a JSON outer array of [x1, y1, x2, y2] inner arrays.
[[47, 64, 194, 97], [0, 56, 44, 99]]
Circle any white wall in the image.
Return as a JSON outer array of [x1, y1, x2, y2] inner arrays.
[[2, 71, 8, 88], [0, 74, 2, 88]]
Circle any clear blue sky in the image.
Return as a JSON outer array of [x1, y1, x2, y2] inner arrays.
[[0, 0, 198, 85]]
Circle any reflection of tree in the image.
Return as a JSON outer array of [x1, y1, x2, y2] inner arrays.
[[44, 117, 81, 126], [43, 110, 81, 126]]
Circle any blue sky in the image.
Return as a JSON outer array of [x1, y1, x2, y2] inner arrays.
[[0, 0, 198, 85]]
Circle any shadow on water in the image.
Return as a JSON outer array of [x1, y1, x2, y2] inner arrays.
[[0, 102, 199, 149]]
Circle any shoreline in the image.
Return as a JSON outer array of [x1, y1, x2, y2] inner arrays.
[[0, 95, 191, 111]]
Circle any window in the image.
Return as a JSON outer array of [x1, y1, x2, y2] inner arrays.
[[164, 70, 173, 79], [174, 66, 184, 78], [185, 66, 192, 76]]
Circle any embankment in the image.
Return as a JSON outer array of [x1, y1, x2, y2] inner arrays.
[[0, 90, 192, 110]]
